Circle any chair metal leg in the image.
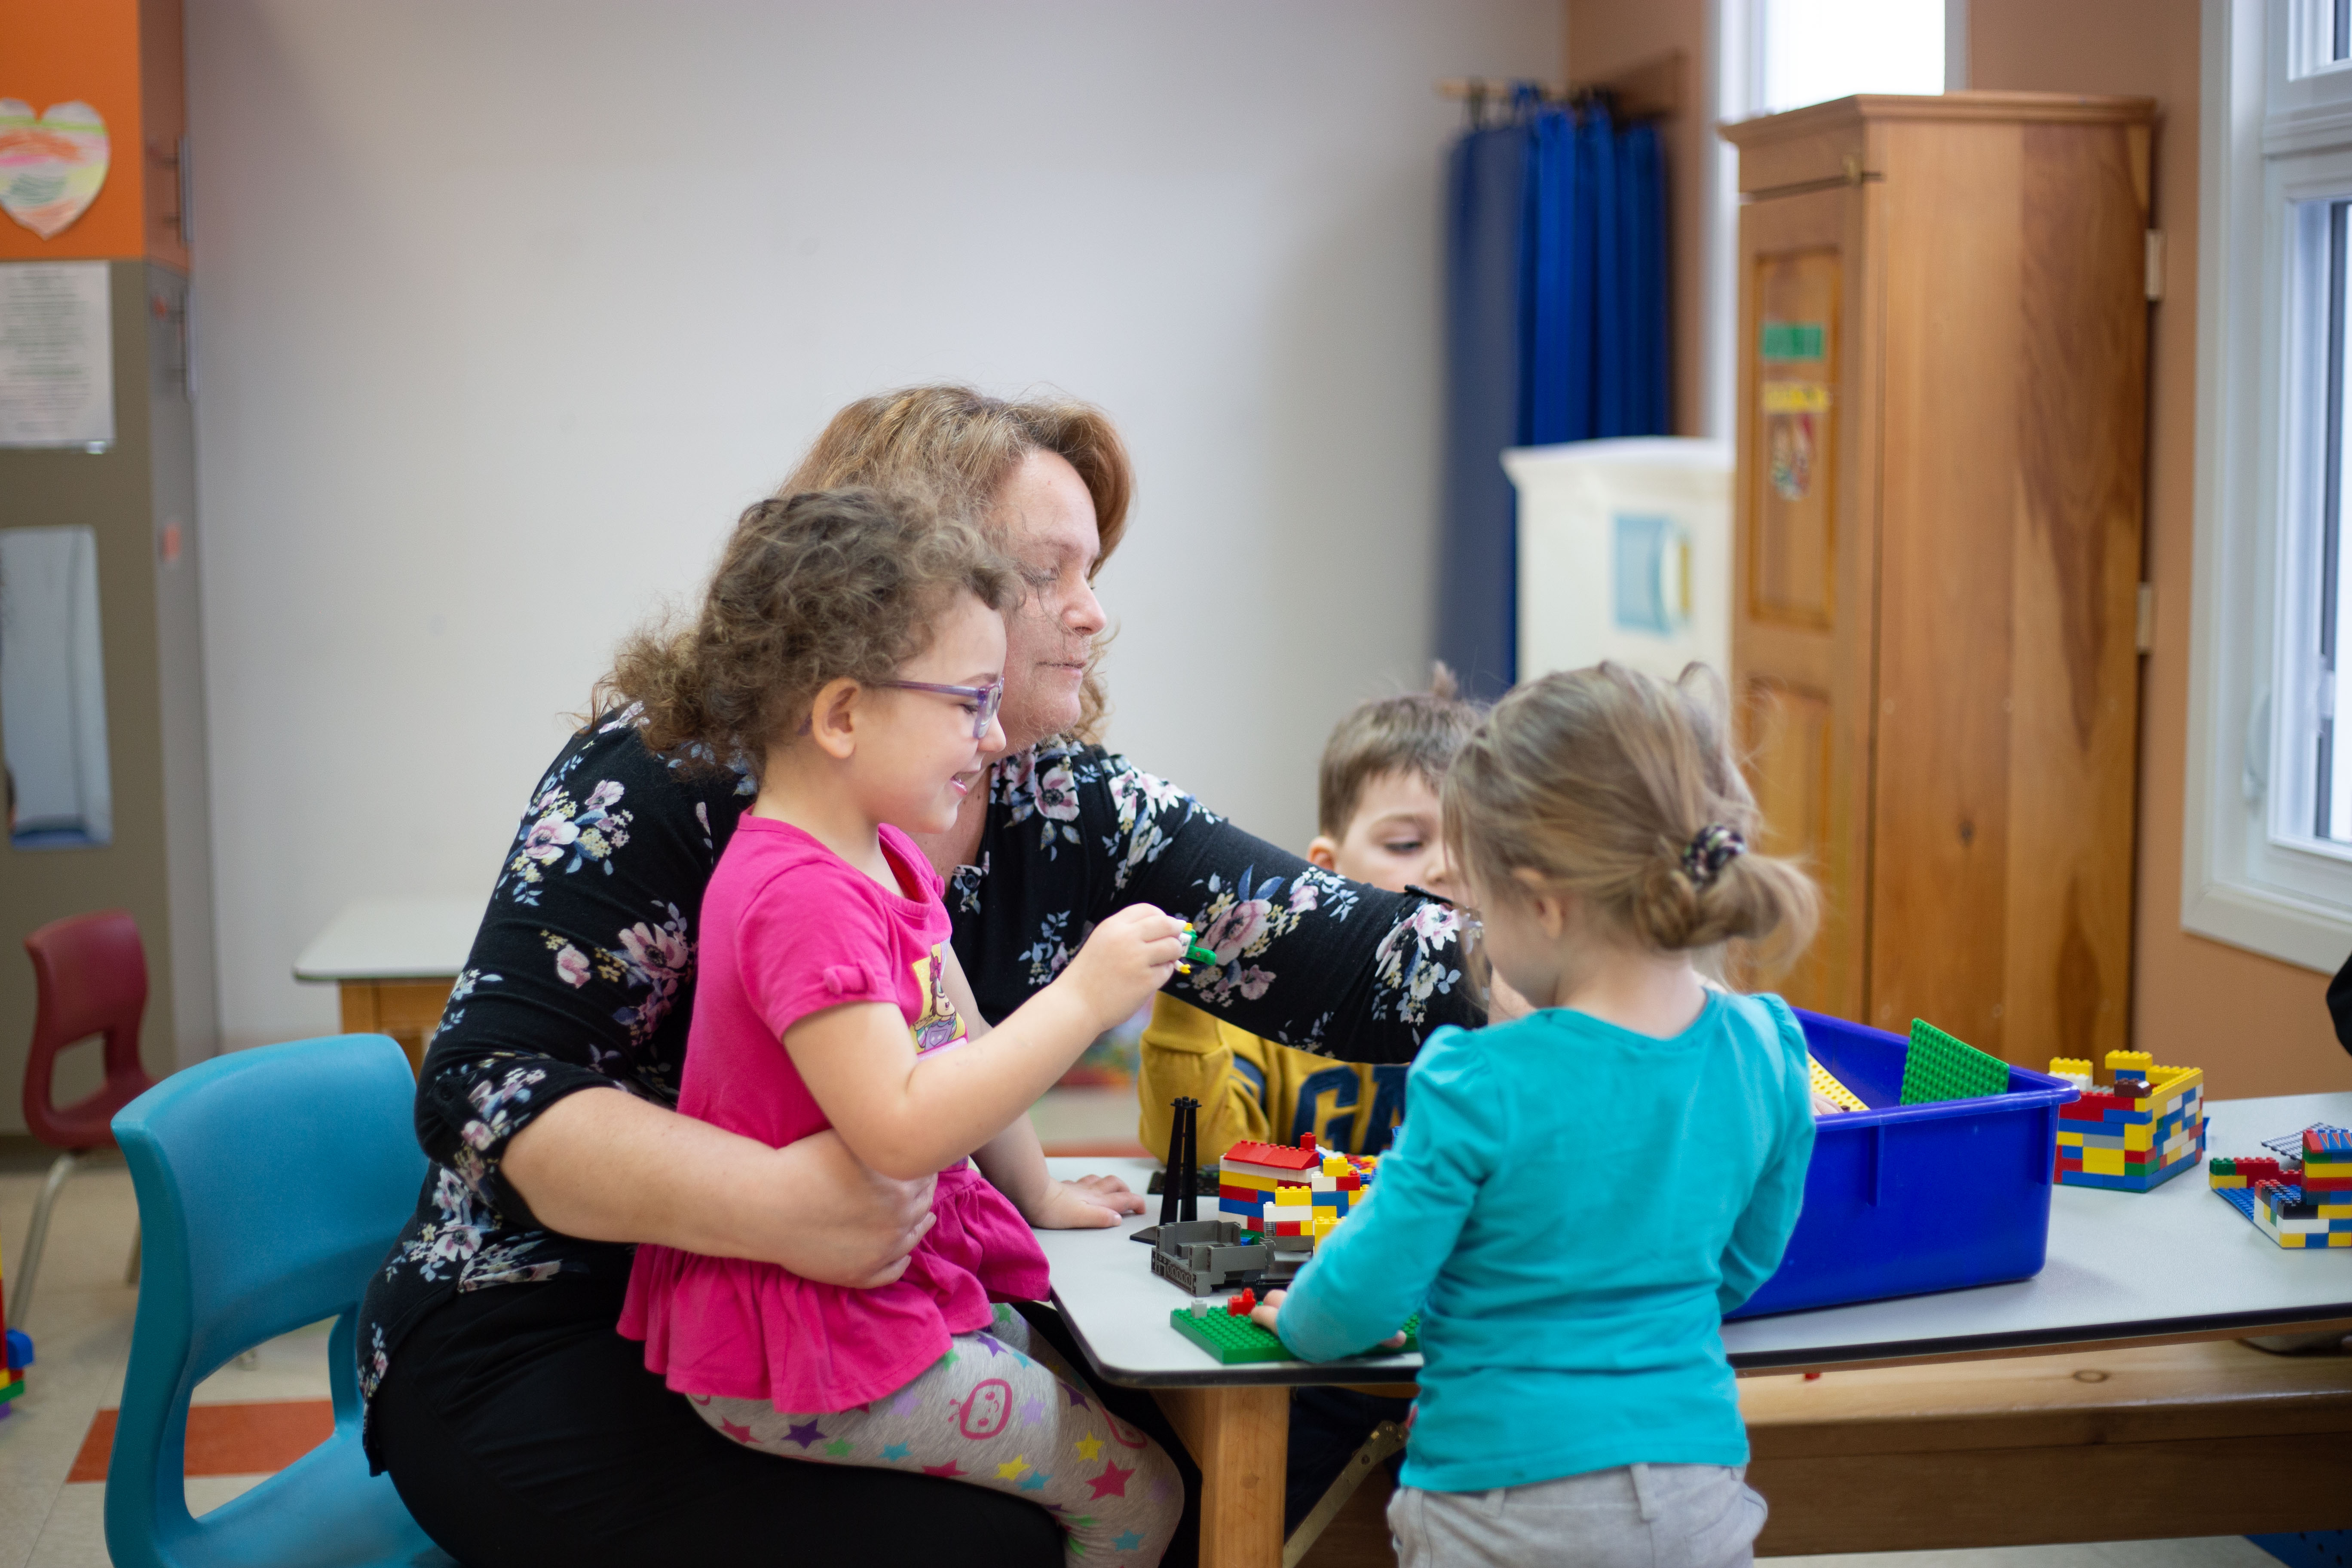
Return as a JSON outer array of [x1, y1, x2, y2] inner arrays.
[[1283, 1418, 1407, 1568], [9, 1151, 83, 1326], [125, 1221, 141, 1286]]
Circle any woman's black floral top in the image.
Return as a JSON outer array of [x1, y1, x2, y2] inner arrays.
[[356, 710, 1476, 1427]]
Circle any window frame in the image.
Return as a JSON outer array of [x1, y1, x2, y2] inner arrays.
[[2184, 0, 2352, 971]]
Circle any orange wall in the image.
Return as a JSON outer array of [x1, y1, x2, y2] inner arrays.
[[1971, 0, 2352, 1099], [0, 0, 185, 268], [1565, 0, 1710, 438]]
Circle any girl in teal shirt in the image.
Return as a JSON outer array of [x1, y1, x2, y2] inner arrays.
[[1253, 664, 1819, 1568]]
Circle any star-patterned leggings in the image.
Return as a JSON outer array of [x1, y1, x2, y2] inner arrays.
[[690, 1305, 1181, 1568]]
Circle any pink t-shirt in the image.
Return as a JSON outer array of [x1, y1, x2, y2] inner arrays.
[[617, 817, 1048, 1412]]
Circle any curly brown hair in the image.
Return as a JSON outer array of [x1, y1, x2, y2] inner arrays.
[[779, 385, 1133, 742], [598, 488, 1017, 776]]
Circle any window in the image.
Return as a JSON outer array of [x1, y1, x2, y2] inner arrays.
[[2184, 0, 2352, 970], [1751, 0, 1948, 116]]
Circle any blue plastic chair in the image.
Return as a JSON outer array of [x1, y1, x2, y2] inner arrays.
[[107, 1034, 456, 1568]]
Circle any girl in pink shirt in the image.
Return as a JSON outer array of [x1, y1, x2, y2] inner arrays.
[[614, 489, 1185, 1566]]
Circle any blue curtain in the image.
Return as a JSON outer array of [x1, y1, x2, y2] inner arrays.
[[1436, 95, 1671, 700]]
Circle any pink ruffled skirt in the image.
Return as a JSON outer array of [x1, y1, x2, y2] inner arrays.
[[619, 1163, 1050, 1414]]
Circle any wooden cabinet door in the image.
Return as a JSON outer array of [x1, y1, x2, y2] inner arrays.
[[1732, 184, 1878, 1020], [1867, 118, 2146, 1064]]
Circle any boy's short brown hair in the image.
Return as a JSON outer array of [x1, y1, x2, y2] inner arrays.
[[1317, 665, 1485, 838]]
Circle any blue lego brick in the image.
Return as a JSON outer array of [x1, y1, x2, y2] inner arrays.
[[4, 1329, 28, 1372]]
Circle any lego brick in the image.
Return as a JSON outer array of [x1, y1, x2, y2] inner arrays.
[[1170, 1308, 1299, 1365], [1222, 1141, 1320, 1173], [1900, 1020, 2012, 1106], [1810, 1057, 1869, 1113], [1167, 1306, 1421, 1366], [2305, 1126, 2352, 1158]]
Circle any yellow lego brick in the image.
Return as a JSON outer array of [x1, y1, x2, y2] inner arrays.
[[2123, 1126, 2156, 1150], [2059, 1130, 2086, 1147], [2049, 1056, 2092, 1078], [2083, 1148, 2127, 1176], [1808, 1057, 1868, 1113], [2208, 1171, 2245, 1188], [2104, 1050, 2153, 1073]]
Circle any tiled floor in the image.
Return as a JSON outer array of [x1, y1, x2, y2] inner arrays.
[[0, 1135, 2301, 1568], [0, 1153, 337, 1568]]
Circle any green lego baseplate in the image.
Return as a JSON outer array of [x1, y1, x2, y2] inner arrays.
[[1898, 1019, 2011, 1106], [1168, 1307, 1420, 1366]]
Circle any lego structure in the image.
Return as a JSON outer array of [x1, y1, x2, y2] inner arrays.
[[0, 1250, 30, 1418], [1148, 1096, 1277, 1293], [1899, 1019, 2010, 1105], [1145, 1102, 1384, 1295], [2047, 1049, 2206, 1191], [2210, 1125, 2352, 1249]]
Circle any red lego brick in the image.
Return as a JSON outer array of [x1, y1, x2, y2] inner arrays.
[[1222, 1141, 1319, 1172], [1227, 1288, 1256, 1316]]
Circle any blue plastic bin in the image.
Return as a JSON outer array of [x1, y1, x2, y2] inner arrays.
[[1725, 1009, 2078, 1319]]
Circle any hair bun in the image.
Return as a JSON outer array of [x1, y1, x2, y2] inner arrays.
[[1682, 824, 1746, 888]]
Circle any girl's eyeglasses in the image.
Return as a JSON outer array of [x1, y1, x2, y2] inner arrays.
[[884, 679, 1004, 741]]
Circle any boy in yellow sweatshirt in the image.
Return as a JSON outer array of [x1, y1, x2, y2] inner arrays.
[[1138, 672, 1480, 1164]]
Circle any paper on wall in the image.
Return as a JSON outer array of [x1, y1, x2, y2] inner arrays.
[[0, 261, 113, 448]]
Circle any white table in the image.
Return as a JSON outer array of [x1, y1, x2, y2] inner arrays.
[[1036, 1090, 2352, 1566], [294, 897, 484, 1071]]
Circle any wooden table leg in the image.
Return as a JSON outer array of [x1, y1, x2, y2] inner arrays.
[[337, 977, 457, 1076], [1153, 1385, 1289, 1568]]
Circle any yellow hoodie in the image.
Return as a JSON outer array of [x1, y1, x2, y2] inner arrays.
[[1136, 995, 1408, 1164]]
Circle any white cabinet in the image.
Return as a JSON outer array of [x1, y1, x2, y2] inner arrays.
[[1507, 437, 1733, 686]]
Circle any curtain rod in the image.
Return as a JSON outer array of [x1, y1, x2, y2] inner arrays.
[[1438, 52, 1684, 127]]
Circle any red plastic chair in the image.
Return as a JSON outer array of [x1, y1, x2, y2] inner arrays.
[[16, 910, 154, 1324]]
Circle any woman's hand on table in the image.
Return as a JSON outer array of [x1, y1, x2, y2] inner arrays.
[[1246, 1288, 1408, 1351], [500, 1087, 935, 1287], [1022, 1172, 1147, 1230]]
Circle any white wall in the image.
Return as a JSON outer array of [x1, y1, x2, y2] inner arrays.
[[186, 0, 1560, 1050]]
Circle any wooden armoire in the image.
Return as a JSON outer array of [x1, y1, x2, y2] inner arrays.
[[1722, 93, 2155, 1066]]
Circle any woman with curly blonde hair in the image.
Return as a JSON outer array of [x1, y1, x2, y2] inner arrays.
[[361, 386, 1484, 1567]]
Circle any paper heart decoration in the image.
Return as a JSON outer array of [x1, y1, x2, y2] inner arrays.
[[0, 99, 110, 240]]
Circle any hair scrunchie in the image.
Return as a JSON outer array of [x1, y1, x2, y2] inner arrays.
[[1682, 824, 1746, 888]]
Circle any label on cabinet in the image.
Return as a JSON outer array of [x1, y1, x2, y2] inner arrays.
[[1750, 252, 1840, 628]]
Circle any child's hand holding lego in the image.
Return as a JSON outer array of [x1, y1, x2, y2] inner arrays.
[[1246, 1289, 1407, 1351], [1054, 904, 1189, 1029]]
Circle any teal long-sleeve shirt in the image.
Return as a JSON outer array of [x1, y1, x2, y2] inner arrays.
[[1272, 991, 1816, 1493]]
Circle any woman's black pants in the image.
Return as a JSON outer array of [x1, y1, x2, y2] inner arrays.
[[371, 1274, 1202, 1567]]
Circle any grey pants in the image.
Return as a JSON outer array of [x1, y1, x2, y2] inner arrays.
[[692, 1305, 1180, 1568], [1388, 1462, 1766, 1568]]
